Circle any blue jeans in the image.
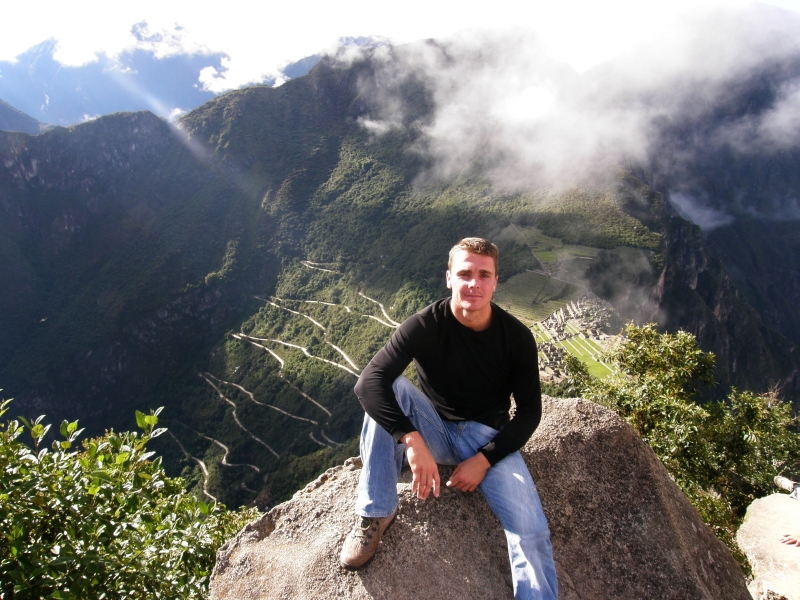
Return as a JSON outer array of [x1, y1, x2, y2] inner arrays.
[[356, 376, 558, 600]]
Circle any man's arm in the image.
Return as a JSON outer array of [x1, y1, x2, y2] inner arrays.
[[478, 328, 542, 466], [402, 431, 441, 499], [446, 452, 490, 492], [354, 315, 427, 441], [355, 313, 442, 500]]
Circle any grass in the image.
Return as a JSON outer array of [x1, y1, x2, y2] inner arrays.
[[535, 251, 559, 264], [555, 245, 600, 259], [533, 317, 616, 379], [557, 335, 615, 379], [532, 323, 551, 343], [512, 226, 601, 267], [559, 323, 616, 378]]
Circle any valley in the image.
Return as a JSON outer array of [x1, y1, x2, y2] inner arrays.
[[1, 53, 798, 510], [164, 262, 419, 507]]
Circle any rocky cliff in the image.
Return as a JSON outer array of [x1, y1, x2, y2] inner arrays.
[[210, 396, 750, 600], [648, 209, 800, 400]]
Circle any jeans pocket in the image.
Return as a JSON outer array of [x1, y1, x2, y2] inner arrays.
[[460, 421, 499, 455]]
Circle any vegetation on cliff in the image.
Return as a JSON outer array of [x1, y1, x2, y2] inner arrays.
[[0, 399, 257, 599], [566, 324, 800, 568]]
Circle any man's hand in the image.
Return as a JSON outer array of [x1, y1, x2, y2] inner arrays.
[[781, 532, 800, 546], [446, 452, 490, 492], [402, 432, 440, 500]]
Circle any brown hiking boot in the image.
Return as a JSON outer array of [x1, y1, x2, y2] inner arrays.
[[339, 512, 396, 570]]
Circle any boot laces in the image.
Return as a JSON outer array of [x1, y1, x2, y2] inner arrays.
[[354, 516, 376, 542]]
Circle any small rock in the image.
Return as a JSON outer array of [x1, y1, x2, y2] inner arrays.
[[737, 493, 800, 600]]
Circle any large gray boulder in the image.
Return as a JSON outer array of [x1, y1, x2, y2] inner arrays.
[[210, 397, 750, 599], [737, 493, 800, 600]]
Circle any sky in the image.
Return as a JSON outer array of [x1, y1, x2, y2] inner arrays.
[[2, 0, 796, 93]]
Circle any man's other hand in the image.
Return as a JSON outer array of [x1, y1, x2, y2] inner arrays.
[[446, 453, 490, 492], [402, 432, 440, 500]]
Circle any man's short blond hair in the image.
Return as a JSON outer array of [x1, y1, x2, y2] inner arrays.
[[448, 237, 499, 273]]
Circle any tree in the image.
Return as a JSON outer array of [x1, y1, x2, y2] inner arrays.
[[565, 324, 800, 568], [0, 398, 258, 599]]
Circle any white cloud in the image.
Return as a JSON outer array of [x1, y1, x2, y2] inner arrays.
[[718, 81, 800, 152], [668, 193, 735, 230], [343, 1, 800, 232], [0, 0, 758, 94], [168, 107, 187, 121]]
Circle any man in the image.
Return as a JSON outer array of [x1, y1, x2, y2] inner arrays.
[[340, 237, 558, 600]]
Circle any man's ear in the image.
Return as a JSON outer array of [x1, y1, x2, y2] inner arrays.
[[445, 270, 452, 289]]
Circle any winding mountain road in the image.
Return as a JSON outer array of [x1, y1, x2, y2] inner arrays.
[[321, 430, 342, 446], [168, 431, 217, 502], [195, 430, 261, 473], [239, 334, 359, 377], [309, 432, 328, 447], [199, 373, 280, 458], [362, 314, 397, 329], [232, 334, 333, 417], [301, 260, 336, 273], [358, 291, 401, 327], [256, 297, 327, 330], [204, 369, 319, 424]]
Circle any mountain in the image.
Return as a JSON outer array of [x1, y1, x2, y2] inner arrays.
[[0, 38, 326, 127], [210, 397, 751, 600], [637, 52, 800, 352], [0, 43, 798, 508], [0, 99, 48, 135]]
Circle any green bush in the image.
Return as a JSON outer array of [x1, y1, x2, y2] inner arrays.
[[0, 399, 258, 599], [565, 323, 800, 570]]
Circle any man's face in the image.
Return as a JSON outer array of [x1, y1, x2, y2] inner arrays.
[[446, 250, 498, 314]]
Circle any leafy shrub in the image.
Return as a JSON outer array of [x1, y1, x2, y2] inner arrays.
[[0, 400, 258, 599], [565, 323, 800, 570]]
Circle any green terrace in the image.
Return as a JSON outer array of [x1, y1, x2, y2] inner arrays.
[[534, 322, 618, 380], [493, 272, 585, 323]]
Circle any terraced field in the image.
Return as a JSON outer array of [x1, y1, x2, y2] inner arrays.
[[560, 323, 617, 379], [533, 322, 617, 379], [493, 272, 585, 323], [514, 226, 600, 272]]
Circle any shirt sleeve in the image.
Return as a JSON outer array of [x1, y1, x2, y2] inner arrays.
[[353, 313, 430, 442], [478, 327, 542, 465]]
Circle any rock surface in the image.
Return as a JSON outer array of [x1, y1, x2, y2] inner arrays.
[[738, 493, 800, 600], [210, 397, 750, 600]]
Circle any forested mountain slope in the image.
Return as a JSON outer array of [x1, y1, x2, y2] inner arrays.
[[0, 52, 797, 508], [0, 99, 46, 135]]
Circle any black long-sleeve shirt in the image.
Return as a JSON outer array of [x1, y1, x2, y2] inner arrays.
[[354, 298, 542, 465]]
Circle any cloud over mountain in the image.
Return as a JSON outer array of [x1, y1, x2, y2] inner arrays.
[[349, 4, 800, 225]]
